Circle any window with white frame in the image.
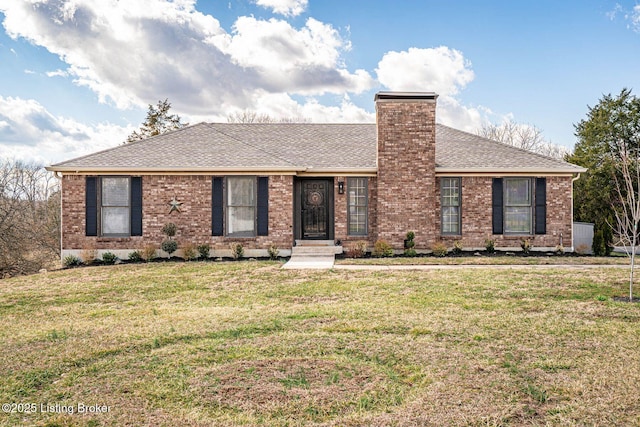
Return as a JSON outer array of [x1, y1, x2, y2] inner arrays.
[[347, 177, 368, 235], [441, 177, 461, 234], [101, 177, 130, 236], [504, 178, 532, 234], [227, 176, 256, 236]]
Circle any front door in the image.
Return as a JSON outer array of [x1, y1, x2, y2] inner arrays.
[[301, 180, 330, 239]]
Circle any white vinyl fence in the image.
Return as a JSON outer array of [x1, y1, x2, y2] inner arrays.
[[573, 222, 594, 254]]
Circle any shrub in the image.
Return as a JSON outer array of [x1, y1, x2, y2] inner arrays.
[[592, 229, 606, 256], [101, 252, 118, 264], [404, 248, 417, 257], [431, 242, 447, 257], [80, 247, 97, 265], [182, 242, 198, 261], [128, 250, 143, 263], [346, 241, 367, 258], [161, 222, 177, 237], [404, 231, 417, 256], [197, 243, 211, 260], [452, 240, 463, 255], [603, 225, 613, 256], [161, 239, 178, 258], [520, 238, 532, 255], [230, 242, 244, 260], [372, 240, 393, 257], [142, 244, 157, 262], [268, 244, 280, 260], [404, 231, 415, 249], [485, 238, 495, 254], [63, 255, 82, 268]]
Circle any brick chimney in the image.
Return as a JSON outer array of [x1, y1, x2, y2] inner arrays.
[[375, 91, 438, 249]]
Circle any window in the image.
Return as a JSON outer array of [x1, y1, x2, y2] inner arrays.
[[227, 176, 256, 236], [504, 178, 532, 234], [347, 177, 368, 235], [101, 177, 130, 236], [441, 177, 461, 234]]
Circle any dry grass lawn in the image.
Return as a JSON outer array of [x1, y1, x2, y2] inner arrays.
[[0, 261, 639, 426]]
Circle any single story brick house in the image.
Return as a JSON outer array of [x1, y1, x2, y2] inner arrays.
[[47, 92, 586, 259]]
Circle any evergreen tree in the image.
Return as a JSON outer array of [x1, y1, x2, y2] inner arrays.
[[567, 88, 640, 253], [126, 99, 187, 143]]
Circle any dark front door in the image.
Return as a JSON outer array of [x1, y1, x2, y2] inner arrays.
[[301, 180, 330, 239]]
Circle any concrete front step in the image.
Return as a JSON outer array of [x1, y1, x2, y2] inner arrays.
[[283, 240, 341, 269], [291, 246, 340, 256], [294, 240, 343, 255], [295, 239, 335, 246]]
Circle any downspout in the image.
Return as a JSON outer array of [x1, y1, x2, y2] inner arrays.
[[571, 173, 582, 252], [51, 171, 63, 263]]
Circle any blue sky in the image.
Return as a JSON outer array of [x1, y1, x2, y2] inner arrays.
[[1, 0, 639, 163]]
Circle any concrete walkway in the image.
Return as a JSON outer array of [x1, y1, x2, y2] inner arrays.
[[282, 256, 335, 269], [333, 263, 627, 271]]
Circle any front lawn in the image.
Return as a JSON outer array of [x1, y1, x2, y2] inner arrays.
[[0, 262, 638, 426], [336, 254, 630, 265]]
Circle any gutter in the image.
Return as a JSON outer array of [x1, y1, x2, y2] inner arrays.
[[570, 172, 582, 252], [436, 167, 587, 175], [44, 166, 379, 176]]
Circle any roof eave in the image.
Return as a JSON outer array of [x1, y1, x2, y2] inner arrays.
[[45, 166, 379, 175], [46, 166, 304, 175], [435, 167, 587, 175]]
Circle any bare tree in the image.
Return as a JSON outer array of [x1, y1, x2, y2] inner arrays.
[[478, 120, 568, 160], [0, 160, 60, 277], [227, 110, 310, 124], [609, 140, 640, 302]]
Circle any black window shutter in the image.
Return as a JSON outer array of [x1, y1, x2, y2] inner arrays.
[[257, 177, 269, 236], [130, 177, 143, 236], [535, 177, 546, 235], [212, 177, 224, 236], [492, 178, 503, 234], [85, 177, 98, 236]]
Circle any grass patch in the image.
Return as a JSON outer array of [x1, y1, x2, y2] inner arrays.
[[0, 262, 638, 425]]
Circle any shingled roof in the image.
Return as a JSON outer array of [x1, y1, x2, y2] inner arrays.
[[47, 122, 585, 174]]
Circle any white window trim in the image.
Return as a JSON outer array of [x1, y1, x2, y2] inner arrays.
[[441, 177, 461, 235], [99, 176, 131, 237], [226, 176, 257, 238], [503, 177, 533, 235], [347, 177, 368, 236]]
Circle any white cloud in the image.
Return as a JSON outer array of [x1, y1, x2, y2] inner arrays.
[[0, 96, 130, 164], [376, 46, 474, 96], [436, 95, 488, 132], [46, 69, 69, 78], [375, 46, 502, 132], [0, 0, 371, 118], [609, 3, 640, 32], [215, 16, 372, 96], [631, 5, 640, 32], [254, 0, 308, 17], [606, 3, 623, 20], [251, 91, 374, 122]]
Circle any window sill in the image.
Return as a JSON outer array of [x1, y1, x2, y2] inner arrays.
[[96, 236, 136, 242]]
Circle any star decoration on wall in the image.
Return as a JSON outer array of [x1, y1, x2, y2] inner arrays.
[[168, 197, 183, 214]]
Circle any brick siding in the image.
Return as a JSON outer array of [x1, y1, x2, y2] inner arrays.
[[61, 174, 294, 252], [61, 95, 578, 255], [375, 98, 437, 249], [435, 175, 573, 250]]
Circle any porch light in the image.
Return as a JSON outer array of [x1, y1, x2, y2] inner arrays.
[[338, 181, 345, 194]]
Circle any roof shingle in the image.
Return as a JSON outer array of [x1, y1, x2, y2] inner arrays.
[[48, 122, 585, 174]]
